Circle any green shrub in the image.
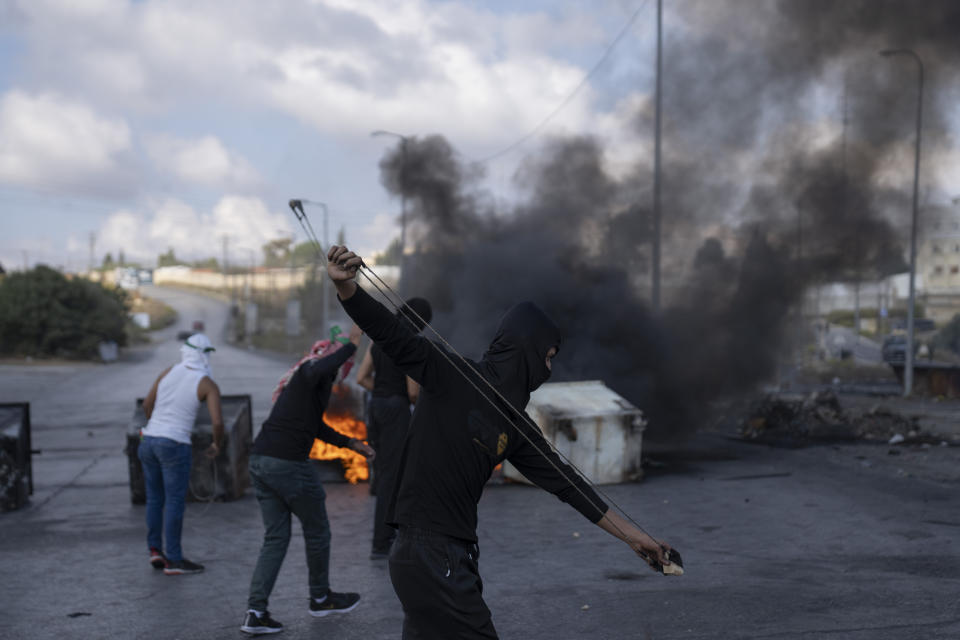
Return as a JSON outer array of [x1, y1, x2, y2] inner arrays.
[[0, 266, 129, 359], [934, 314, 960, 354]]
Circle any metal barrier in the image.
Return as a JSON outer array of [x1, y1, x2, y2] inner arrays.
[[125, 395, 252, 504], [0, 403, 33, 511]]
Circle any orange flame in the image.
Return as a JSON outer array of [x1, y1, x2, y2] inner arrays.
[[310, 412, 369, 484]]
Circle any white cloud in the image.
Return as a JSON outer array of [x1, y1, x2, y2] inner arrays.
[[145, 134, 260, 189], [265, 23, 595, 147], [0, 90, 132, 193], [97, 195, 292, 264], [210, 196, 292, 255], [5, 0, 661, 268], [98, 209, 146, 258], [10, 0, 618, 148], [354, 211, 399, 257]]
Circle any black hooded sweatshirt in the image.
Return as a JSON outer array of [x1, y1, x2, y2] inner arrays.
[[340, 286, 607, 543]]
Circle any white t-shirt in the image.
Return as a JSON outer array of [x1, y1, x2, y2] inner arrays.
[[142, 363, 207, 445]]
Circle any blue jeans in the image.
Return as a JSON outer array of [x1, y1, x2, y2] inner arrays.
[[138, 435, 192, 563], [248, 454, 332, 611]]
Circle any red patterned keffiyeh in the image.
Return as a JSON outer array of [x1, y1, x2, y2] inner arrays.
[[271, 326, 354, 404]]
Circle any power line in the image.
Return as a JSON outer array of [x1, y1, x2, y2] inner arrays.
[[476, 0, 652, 165]]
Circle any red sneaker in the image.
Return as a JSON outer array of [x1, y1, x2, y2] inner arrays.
[[149, 547, 166, 569]]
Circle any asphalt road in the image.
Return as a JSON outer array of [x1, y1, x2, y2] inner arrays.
[[1, 286, 959, 639], [822, 325, 882, 364]]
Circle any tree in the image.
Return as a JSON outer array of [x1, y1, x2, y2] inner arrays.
[[262, 238, 293, 268], [934, 314, 960, 355], [157, 248, 181, 267], [191, 257, 219, 270], [371, 237, 402, 265], [102, 253, 115, 270], [0, 266, 129, 359], [291, 242, 319, 267]]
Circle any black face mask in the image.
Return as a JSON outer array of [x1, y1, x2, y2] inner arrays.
[[481, 301, 561, 409]]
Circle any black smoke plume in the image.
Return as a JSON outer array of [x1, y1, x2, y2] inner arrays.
[[374, 1, 959, 439]]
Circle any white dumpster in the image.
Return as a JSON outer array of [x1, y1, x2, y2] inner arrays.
[[503, 380, 646, 485]]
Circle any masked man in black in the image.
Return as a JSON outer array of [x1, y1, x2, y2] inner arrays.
[[327, 245, 675, 639]]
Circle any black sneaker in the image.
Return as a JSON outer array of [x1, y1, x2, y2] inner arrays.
[[163, 558, 204, 575], [149, 547, 166, 569], [240, 610, 284, 635], [308, 591, 360, 617]]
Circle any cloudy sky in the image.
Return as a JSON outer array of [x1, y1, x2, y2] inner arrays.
[[0, 0, 661, 272]]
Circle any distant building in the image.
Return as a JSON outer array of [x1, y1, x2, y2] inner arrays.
[[916, 205, 960, 324]]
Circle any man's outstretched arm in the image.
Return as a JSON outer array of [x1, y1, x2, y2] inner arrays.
[[596, 509, 674, 572], [509, 419, 676, 574]]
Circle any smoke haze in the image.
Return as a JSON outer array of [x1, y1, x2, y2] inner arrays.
[[374, 1, 960, 439]]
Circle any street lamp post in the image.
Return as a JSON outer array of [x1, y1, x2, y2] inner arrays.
[[239, 246, 256, 345], [652, 0, 663, 313], [313, 202, 330, 336], [880, 48, 924, 397], [240, 247, 256, 300], [371, 129, 410, 294], [294, 200, 331, 336]]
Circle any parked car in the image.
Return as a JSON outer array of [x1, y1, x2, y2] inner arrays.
[[116, 267, 139, 290], [889, 317, 936, 333], [882, 333, 935, 364]]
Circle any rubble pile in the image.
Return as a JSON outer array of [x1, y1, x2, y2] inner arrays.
[[740, 390, 926, 446], [855, 406, 920, 442]]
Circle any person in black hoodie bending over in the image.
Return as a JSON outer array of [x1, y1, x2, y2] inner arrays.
[[326, 245, 675, 640], [240, 323, 376, 636]]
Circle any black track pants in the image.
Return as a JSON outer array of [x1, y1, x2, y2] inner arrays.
[[370, 395, 410, 551], [389, 526, 498, 639]]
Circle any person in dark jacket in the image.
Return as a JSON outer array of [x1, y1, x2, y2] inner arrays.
[[326, 245, 675, 640], [355, 297, 433, 559], [240, 324, 376, 636]]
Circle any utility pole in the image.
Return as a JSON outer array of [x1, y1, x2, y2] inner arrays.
[[88, 232, 96, 273], [322, 204, 329, 336], [879, 48, 923, 397], [651, 0, 663, 312], [221, 235, 230, 296], [842, 78, 861, 346], [796, 199, 804, 363]]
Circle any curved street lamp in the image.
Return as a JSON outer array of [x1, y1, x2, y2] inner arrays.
[[879, 48, 924, 396], [371, 129, 410, 293], [295, 199, 330, 336]]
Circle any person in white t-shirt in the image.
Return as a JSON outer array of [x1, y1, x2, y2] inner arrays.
[[139, 333, 224, 575]]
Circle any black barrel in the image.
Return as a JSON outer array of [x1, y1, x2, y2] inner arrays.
[[125, 395, 252, 504], [0, 403, 32, 512]]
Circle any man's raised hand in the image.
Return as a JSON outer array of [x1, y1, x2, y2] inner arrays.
[[327, 245, 363, 282], [327, 245, 362, 300]]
